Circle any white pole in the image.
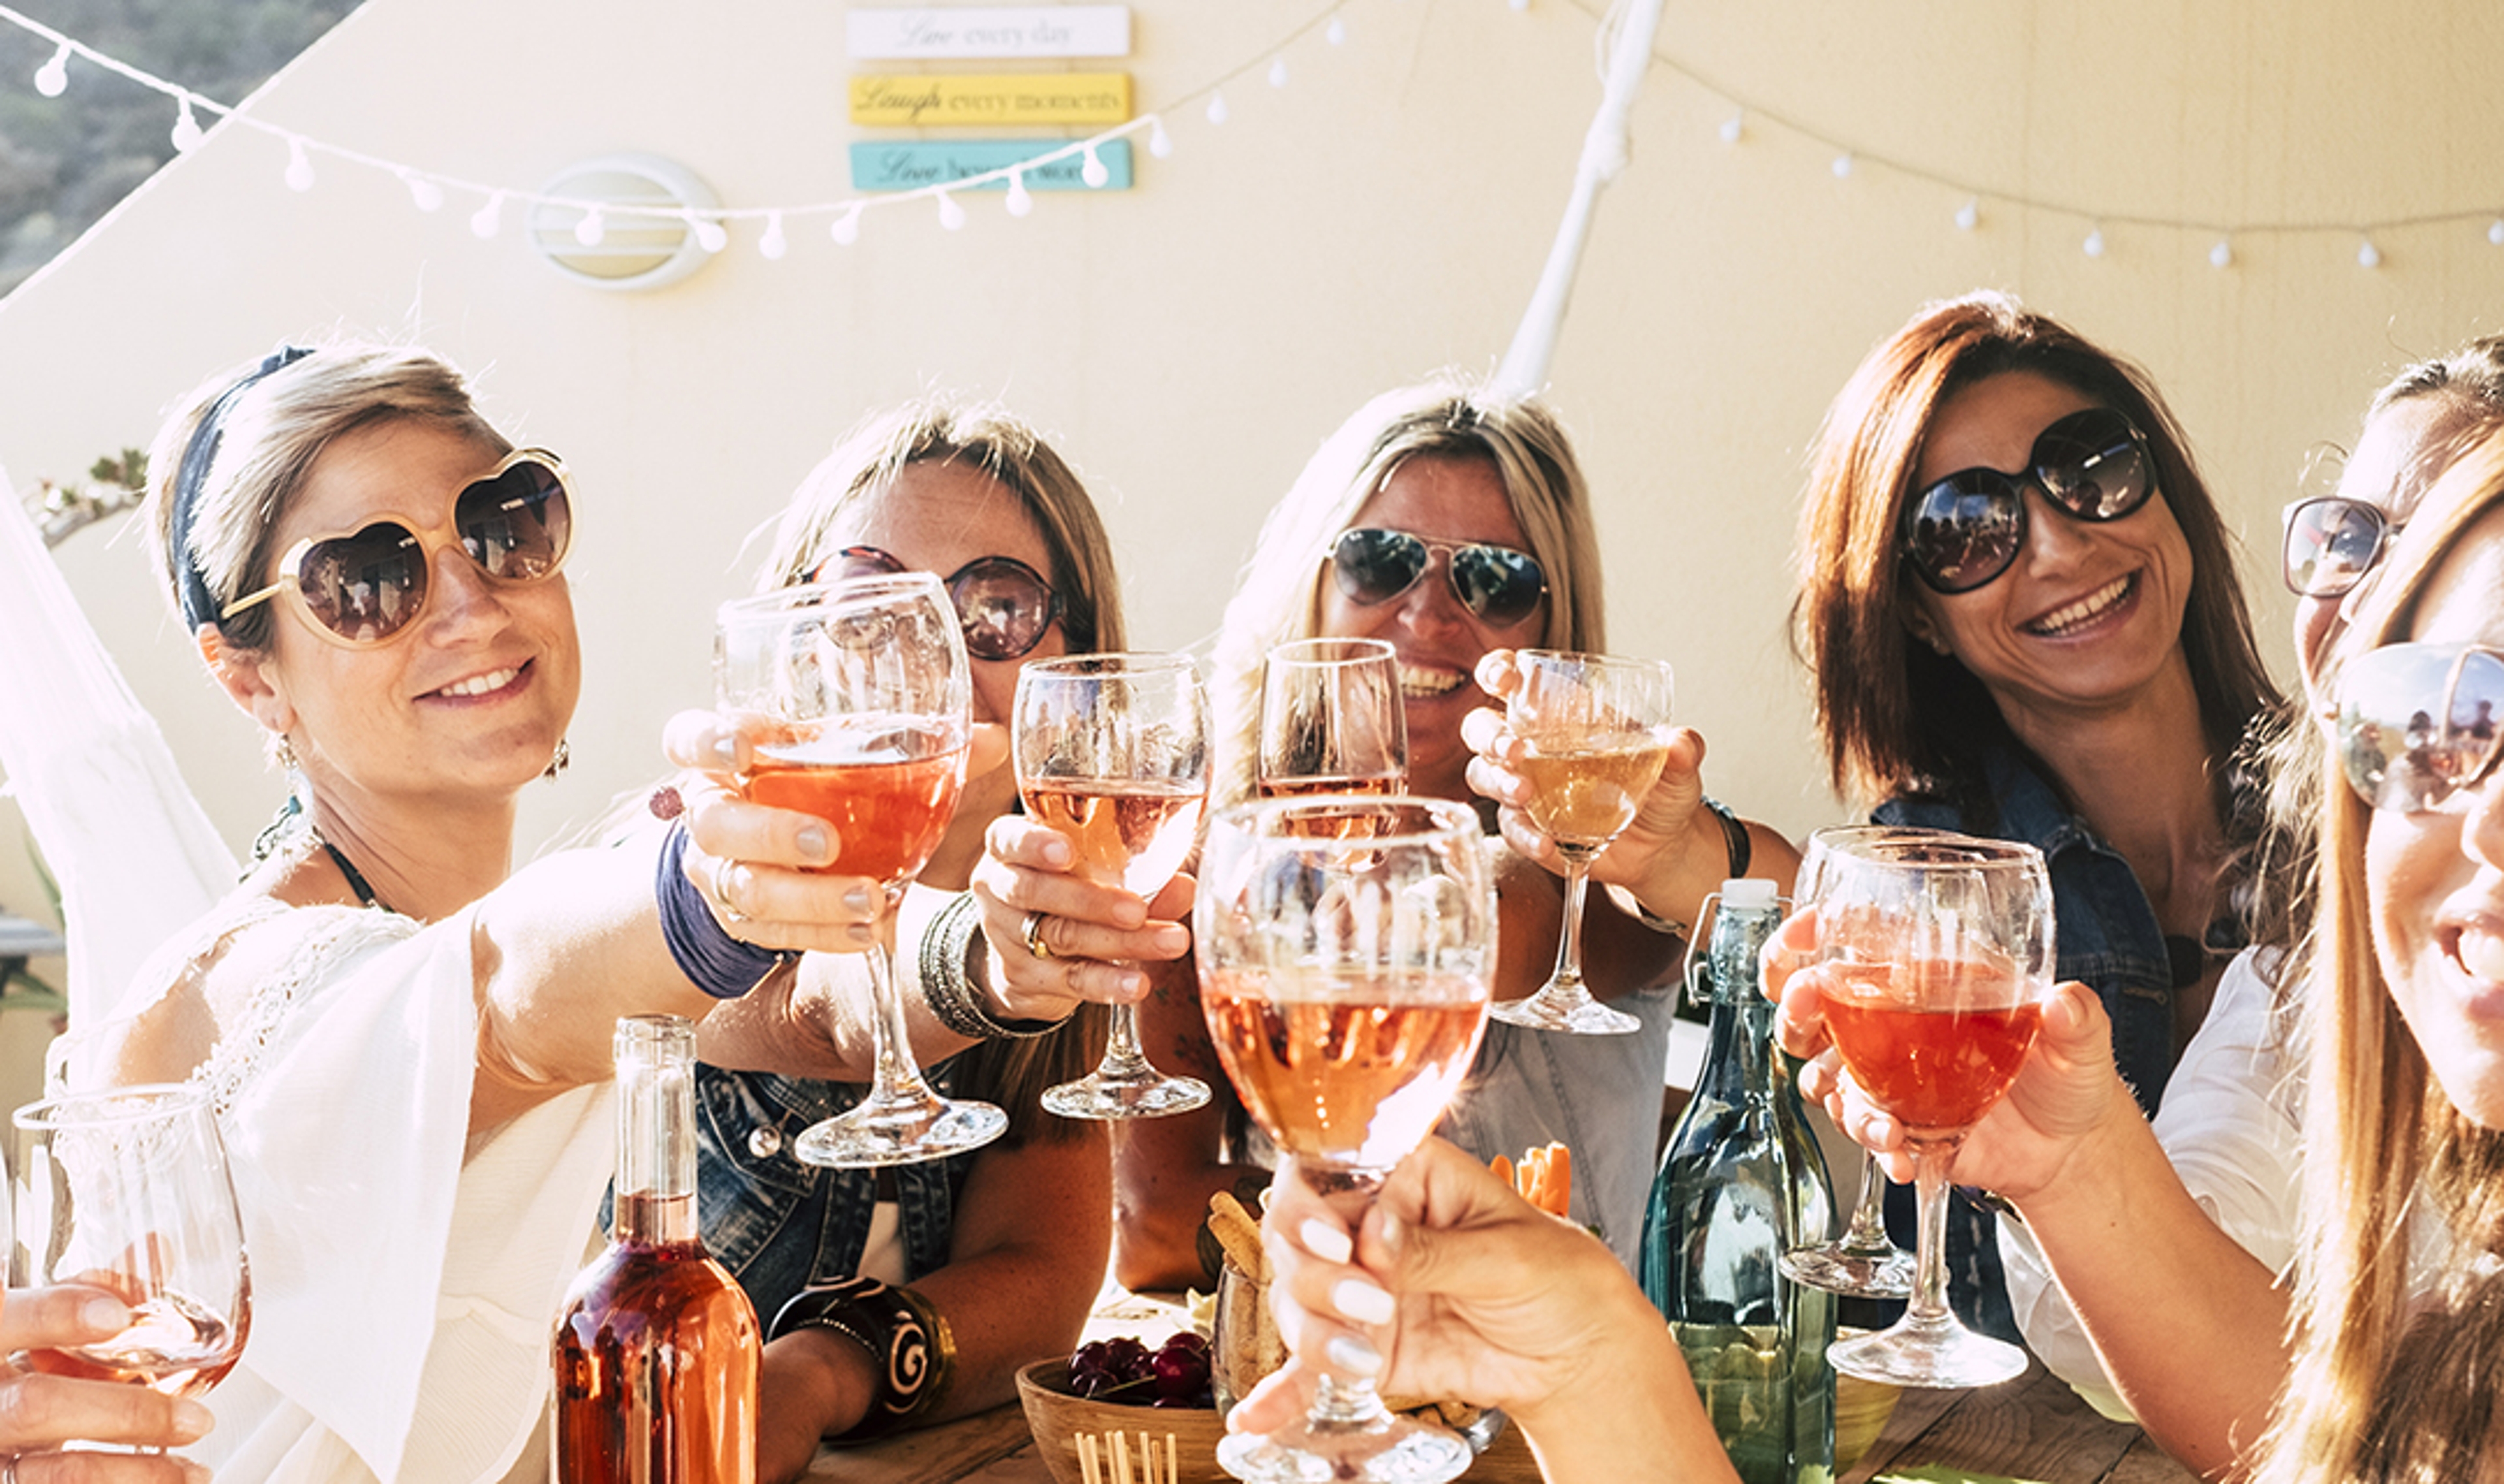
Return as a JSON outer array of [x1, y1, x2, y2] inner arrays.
[[1493, 0, 1669, 396]]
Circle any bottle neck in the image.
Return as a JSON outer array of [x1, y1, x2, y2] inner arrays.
[[612, 1022, 702, 1249], [1694, 902, 1781, 1099]]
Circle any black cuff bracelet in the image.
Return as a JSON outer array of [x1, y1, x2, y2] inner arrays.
[[772, 1277, 956, 1442]]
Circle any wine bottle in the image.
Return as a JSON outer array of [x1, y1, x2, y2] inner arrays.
[[1639, 880, 1840, 1484], [555, 1015, 761, 1483]]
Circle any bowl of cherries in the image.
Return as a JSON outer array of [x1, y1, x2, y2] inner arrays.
[[1018, 1330, 1229, 1484]]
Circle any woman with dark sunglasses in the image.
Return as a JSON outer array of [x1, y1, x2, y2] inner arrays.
[[683, 398, 1183, 1482], [1104, 374, 1795, 1292], [59, 344, 989, 1481]]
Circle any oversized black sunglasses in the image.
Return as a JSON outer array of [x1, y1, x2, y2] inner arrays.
[[1900, 408, 2156, 595], [221, 448, 572, 647], [2327, 640, 2504, 813], [2283, 496, 2404, 599], [815, 544, 1063, 660], [1327, 527, 1548, 627]]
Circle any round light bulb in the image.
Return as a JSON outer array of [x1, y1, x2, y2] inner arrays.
[[2083, 227, 2107, 258], [34, 44, 68, 98], [1081, 143, 1109, 188], [1148, 120, 1174, 158], [284, 138, 315, 192], [760, 211, 788, 259], [1954, 198, 1978, 231], [693, 216, 728, 252], [1268, 57, 1289, 88], [170, 97, 204, 153], [1005, 170, 1035, 216], [831, 205, 863, 246], [574, 207, 605, 248], [2357, 239, 2381, 269], [1831, 153, 1854, 179], [2490, 218, 2504, 247], [2209, 239, 2233, 269], [470, 192, 503, 239], [937, 192, 966, 231], [1327, 17, 1347, 44], [404, 172, 443, 212], [1207, 91, 1229, 125], [1718, 113, 1743, 144]]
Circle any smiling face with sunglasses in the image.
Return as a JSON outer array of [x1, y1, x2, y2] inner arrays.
[[1316, 453, 1551, 800], [1901, 371, 2198, 730]]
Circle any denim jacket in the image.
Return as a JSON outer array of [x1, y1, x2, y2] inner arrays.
[[1872, 747, 2238, 1340], [692, 1063, 976, 1324]]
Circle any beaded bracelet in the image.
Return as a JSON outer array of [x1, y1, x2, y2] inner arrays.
[[916, 891, 1063, 1040], [771, 1277, 957, 1442], [655, 822, 791, 1000]]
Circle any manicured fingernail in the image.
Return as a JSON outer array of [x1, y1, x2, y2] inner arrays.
[[1332, 1277, 1395, 1326], [713, 735, 740, 767], [80, 1294, 127, 1330], [1300, 1217, 1353, 1265], [843, 885, 873, 913], [797, 826, 831, 863], [1326, 1334, 1384, 1376], [847, 922, 876, 945], [1040, 836, 1073, 867], [1117, 970, 1149, 1000], [173, 1398, 215, 1440], [1151, 924, 1190, 951]]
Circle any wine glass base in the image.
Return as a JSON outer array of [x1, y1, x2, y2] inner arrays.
[[1216, 1411, 1474, 1484], [1828, 1314, 2029, 1389], [1780, 1242, 1917, 1299], [1489, 986, 1639, 1035], [791, 1095, 1008, 1168], [1041, 1071, 1212, 1121]]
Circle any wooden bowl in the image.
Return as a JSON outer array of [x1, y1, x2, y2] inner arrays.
[[1018, 1358, 1230, 1484]]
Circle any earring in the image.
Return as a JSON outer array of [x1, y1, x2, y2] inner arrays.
[[543, 738, 571, 782], [274, 735, 300, 773]]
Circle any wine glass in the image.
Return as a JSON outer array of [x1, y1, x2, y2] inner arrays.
[[1016, 653, 1213, 1120], [1808, 836, 2054, 1388], [1257, 638, 1408, 799], [1195, 794, 1495, 1484], [10, 1084, 250, 1402], [1490, 650, 1676, 1035], [716, 574, 1007, 1167], [1776, 826, 1972, 1301]]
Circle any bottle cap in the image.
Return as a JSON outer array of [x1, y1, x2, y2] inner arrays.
[[1720, 878, 1778, 912]]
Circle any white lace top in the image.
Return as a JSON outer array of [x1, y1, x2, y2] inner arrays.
[[64, 895, 613, 1484]]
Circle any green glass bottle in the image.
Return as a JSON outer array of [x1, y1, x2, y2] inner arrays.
[[1639, 879, 1840, 1484]]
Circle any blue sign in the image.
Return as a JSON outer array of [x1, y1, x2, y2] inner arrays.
[[848, 139, 1135, 192]]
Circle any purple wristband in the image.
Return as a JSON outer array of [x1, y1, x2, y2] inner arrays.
[[656, 822, 787, 999]]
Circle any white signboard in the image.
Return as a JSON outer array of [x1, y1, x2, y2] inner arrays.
[[847, 7, 1132, 61]]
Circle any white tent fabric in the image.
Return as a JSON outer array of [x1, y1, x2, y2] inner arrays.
[[0, 471, 237, 1026]]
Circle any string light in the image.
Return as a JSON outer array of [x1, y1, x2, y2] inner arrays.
[[1004, 169, 1035, 216], [936, 190, 966, 230], [2491, 218, 2504, 247], [831, 203, 863, 245], [1148, 119, 1174, 158], [1954, 197, 1978, 231], [573, 205, 605, 247], [2083, 226, 2108, 258], [2357, 237, 2382, 269], [400, 170, 442, 212], [1717, 112, 1744, 144], [2209, 237, 2233, 269], [33, 40, 67, 96], [759, 211, 788, 259], [1830, 152, 1853, 179], [1207, 91, 1230, 124], [692, 215, 728, 252], [1268, 56, 1289, 88], [169, 95, 203, 153], [283, 136, 314, 192], [469, 191, 503, 239], [1081, 143, 1109, 188], [1327, 16, 1347, 44]]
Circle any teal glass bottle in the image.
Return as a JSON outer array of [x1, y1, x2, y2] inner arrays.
[[1639, 879, 1840, 1484]]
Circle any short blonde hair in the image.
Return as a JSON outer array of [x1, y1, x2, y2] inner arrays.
[[1208, 376, 1604, 805]]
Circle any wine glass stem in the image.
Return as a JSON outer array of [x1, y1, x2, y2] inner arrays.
[[858, 917, 939, 1108], [1097, 996, 1150, 1076], [1907, 1135, 1960, 1327], [1546, 857, 1594, 989], [1301, 1167, 1399, 1427], [1843, 1149, 1893, 1251]]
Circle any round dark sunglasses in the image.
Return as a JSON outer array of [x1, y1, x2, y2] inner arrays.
[[2328, 640, 2504, 813], [1327, 527, 1548, 627], [221, 448, 572, 647], [1900, 408, 2156, 595], [2282, 496, 2404, 599], [816, 545, 1063, 660]]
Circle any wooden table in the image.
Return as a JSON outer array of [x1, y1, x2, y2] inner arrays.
[[814, 1354, 2199, 1484]]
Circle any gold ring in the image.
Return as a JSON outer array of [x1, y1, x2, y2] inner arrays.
[[1021, 910, 1054, 960], [7, 1451, 22, 1484]]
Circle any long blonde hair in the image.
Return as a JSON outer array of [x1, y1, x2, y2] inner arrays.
[[1208, 375, 1604, 805], [2261, 429, 2504, 1482]]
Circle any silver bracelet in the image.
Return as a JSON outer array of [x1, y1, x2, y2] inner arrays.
[[916, 892, 1062, 1040]]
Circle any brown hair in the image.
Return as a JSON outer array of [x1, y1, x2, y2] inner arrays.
[[1791, 291, 2280, 824], [2261, 428, 2504, 1483]]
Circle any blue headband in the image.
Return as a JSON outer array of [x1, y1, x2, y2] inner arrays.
[[171, 345, 313, 630]]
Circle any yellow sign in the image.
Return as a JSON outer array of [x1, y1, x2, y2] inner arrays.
[[849, 72, 1132, 126]]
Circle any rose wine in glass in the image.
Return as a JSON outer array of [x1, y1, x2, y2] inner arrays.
[[10, 1084, 250, 1402], [1776, 826, 1970, 1302], [716, 574, 1006, 1167], [1257, 638, 1408, 800], [1808, 836, 2053, 1389], [555, 1016, 760, 1483], [1195, 794, 1494, 1484], [1492, 650, 1675, 1035], [1016, 653, 1213, 1120]]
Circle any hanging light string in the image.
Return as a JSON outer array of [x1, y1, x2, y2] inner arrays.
[[0, 0, 1353, 244], [1558, 0, 2504, 260]]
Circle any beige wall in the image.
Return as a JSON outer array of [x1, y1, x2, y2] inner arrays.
[[2, 0, 2501, 976]]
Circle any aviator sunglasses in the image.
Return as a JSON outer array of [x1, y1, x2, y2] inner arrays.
[[2282, 496, 2404, 599], [1327, 527, 1549, 627], [1899, 407, 2156, 595], [815, 545, 1064, 660], [222, 448, 573, 647], [2328, 640, 2504, 813]]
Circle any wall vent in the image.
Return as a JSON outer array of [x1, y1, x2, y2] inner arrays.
[[529, 154, 721, 292]]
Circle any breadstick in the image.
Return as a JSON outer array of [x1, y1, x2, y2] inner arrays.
[[1207, 1189, 1269, 1281]]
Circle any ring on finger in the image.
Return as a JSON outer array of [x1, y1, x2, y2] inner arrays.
[[711, 855, 748, 924], [1021, 910, 1055, 960], [8, 1451, 22, 1484]]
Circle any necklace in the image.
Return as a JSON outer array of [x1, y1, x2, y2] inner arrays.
[[308, 827, 389, 913]]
